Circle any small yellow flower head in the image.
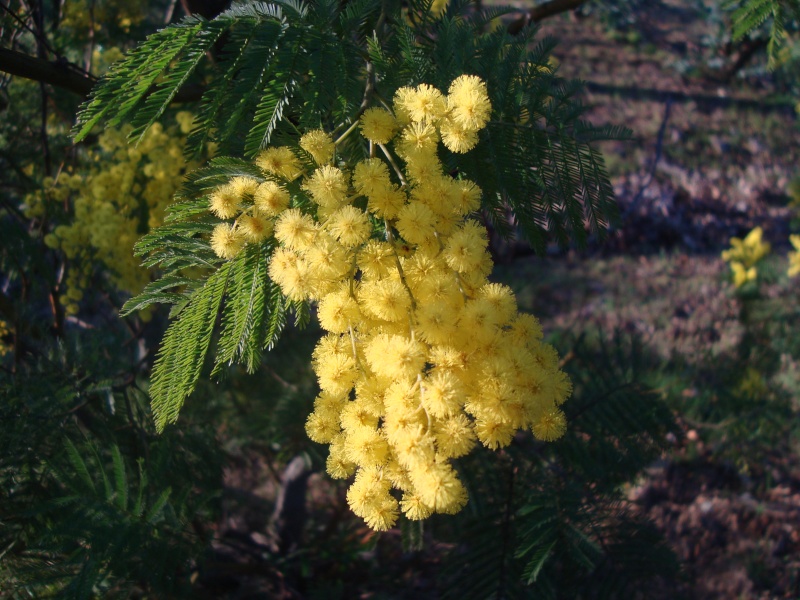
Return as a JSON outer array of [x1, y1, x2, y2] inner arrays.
[[210, 222, 245, 259], [397, 122, 439, 161], [420, 371, 462, 418], [238, 213, 273, 242], [400, 492, 434, 520], [255, 146, 302, 180], [315, 350, 358, 396], [440, 118, 479, 153], [410, 462, 466, 513], [367, 185, 406, 219], [478, 283, 517, 325], [474, 417, 515, 449], [357, 240, 395, 280], [253, 181, 290, 216], [269, 250, 314, 300], [360, 279, 412, 322], [788, 234, 800, 278], [508, 313, 543, 345], [274, 208, 318, 251], [344, 427, 390, 468], [327, 435, 356, 479], [353, 159, 392, 196], [300, 129, 335, 165], [303, 165, 349, 208], [396, 201, 437, 246], [228, 176, 260, 198], [443, 220, 488, 273], [359, 107, 398, 144], [305, 408, 341, 443], [304, 233, 350, 284], [400, 83, 447, 124], [209, 184, 241, 219], [454, 179, 482, 215], [447, 74, 492, 131], [366, 334, 426, 380], [317, 286, 361, 334], [324, 205, 372, 247], [434, 414, 476, 458], [531, 408, 567, 442]]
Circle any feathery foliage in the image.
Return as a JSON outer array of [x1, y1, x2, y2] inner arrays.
[[0, 330, 221, 598], [725, 0, 800, 65]]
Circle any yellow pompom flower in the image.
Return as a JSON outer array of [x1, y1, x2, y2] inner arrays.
[[305, 408, 341, 444], [304, 232, 350, 279], [303, 165, 349, 207], [410, 462, 466, 513], [359, 107, 398, 144], [274, 208, 318, 251], [420, 371, 462, 418], [324, 205, 372, 247], [440, 118, 479, 153], [353, 159, 392, 196], [396, 201, 437, 246], [397, 122, 439, 161], [255, 146, 302, 180], [367, 185, 406, 219], [210, 223, 245, 259], [357, 240, 396, 280], [315, 351, 358, 396], [399, 83, 447, 124], [400, 492, 434, 520], [443, 221, 488, 273], [209, 184, 241, 219], [454, 179, 482, 215], [531, 408, 567, 442], [447, 74, 492, 131], [326, 435, 356, 478], [253, 181, 290, 216], [228, 176, 260, 197], [300, 129, 335, 165], [474, 417, 515, 449], [344, 427, 390, 467], [434, 414, 476, 458], [360, 279, 412, 322], [238, 213, 273, 242], [317, 286, 361, 333], [479, 283, 517, 325]]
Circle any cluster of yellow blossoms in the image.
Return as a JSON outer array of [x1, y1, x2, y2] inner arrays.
[[721, 226, 771, 288], [27, 113, 199, 315], [206, 76, 571, 530]]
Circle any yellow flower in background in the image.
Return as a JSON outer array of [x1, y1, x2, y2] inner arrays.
[[721, 226, 771, 287], [788, 235, 800, 278]]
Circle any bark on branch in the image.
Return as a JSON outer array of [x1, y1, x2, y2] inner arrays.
[[0, 47, 96, 96], [507, 0, 590, 35], [0, 47, 204, 103]]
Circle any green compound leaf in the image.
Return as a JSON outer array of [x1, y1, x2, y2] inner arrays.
[[149, 261, 232, 432]]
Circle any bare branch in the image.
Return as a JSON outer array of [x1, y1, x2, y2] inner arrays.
[[507, 0, 590, 35], [0, 47, 204, 102]]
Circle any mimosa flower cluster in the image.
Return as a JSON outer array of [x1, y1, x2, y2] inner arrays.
[[27, 113, 199, 315], [206, 76, 571, 530]]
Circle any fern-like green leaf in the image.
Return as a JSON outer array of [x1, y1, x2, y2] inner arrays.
[[149, 261, 232, 432]]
